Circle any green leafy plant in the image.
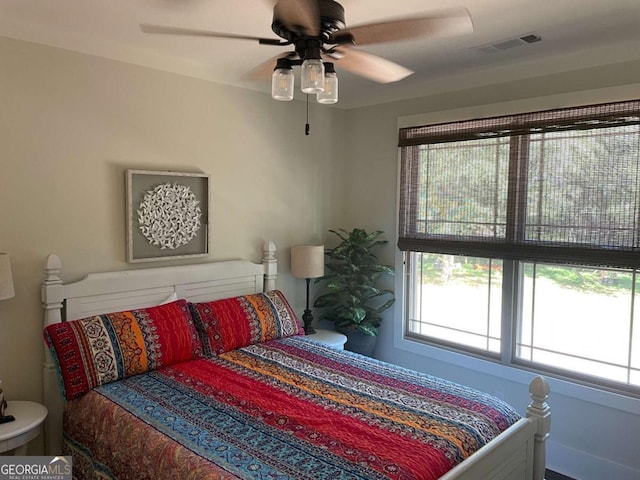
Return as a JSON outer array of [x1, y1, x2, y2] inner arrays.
[[313, 228, 395, 336]]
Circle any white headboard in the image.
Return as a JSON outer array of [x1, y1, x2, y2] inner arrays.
[[41, 241, 277, 455]]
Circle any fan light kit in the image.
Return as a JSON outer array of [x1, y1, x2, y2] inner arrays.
[[272, 56, 338, 104], [141, 0, 473, 111]]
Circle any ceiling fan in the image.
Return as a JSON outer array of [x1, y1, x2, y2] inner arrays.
[[141, 0, 473, 104]]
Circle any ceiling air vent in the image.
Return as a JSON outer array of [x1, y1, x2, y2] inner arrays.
[[475, 33, 542, 54]]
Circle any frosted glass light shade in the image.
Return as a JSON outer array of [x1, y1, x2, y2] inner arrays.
[[317, 71, 338, 104], [272, 67, 294, 101], [291, 245, 325, 279], [300, 59, 324, 94], [0, 254, 15, 300]]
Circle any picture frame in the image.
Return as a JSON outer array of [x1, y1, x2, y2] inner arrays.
[[126, 170, 210, 263]]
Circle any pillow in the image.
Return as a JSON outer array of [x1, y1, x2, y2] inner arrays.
[[189, 290, 304, 356], [43, 299, 202, 400]]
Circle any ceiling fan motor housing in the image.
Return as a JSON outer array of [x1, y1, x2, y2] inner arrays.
[[271, 0, 346, 44]]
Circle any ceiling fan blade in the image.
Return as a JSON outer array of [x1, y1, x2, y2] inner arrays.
[[140, 24, 282, 45], [270, 0, 319, 37], [330, 8, 473, 46], [330, 47, 413, 84], [243, 53, 299, 81]]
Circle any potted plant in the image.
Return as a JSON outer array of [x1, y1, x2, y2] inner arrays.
[[313, 228, 395, 356]]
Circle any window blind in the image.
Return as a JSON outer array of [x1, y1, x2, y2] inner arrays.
[[398, 100, 640, 268]]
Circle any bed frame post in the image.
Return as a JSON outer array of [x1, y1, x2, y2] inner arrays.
[[41, 254, 65, 455], [526, 376, 551, 480], [263, 241, 277, 291]]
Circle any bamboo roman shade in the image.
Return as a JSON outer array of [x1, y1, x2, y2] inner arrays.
[[398, 99, 640, 268]]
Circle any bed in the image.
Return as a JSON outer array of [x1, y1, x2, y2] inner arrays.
[[41, 242, 550, 480]]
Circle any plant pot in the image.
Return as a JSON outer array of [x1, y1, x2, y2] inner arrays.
[[336, 327, 377, 357]]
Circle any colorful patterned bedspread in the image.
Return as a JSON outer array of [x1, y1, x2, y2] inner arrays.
[[64, 337, 521, 480]]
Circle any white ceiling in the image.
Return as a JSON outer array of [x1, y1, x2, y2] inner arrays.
[[1, 0, 639, 109]]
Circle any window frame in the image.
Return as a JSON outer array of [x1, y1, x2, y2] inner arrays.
[[396, 99, 640, 397], [401, 252, 640, 397]]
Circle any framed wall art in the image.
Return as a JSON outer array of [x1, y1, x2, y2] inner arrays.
[[126, 170, 210, 263]]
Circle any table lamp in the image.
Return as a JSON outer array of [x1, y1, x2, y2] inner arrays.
[[291, 245, 324, 334], [0, 253, 15, 424]]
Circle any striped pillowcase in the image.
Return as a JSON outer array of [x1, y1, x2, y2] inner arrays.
[[44, 299, 202, 400], [189, 290, 304, 356]]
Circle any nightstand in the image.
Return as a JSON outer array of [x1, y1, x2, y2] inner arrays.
[[307, 329, 347, 349], [0, 401, 48, 455]]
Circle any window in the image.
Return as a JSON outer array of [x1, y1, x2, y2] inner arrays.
[[398, 100, 640, 394], [407, 253, 503, 354]]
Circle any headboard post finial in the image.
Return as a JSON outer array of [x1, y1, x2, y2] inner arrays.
[[42, 255, 64, 327], [263, 241, 277, 291], [44, 254, 62, 284]]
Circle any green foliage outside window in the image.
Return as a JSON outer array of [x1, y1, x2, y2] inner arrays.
[[420, 254, 631, 295]]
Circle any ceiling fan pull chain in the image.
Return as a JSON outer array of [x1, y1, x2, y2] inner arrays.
[[305, 94, 310, 136]]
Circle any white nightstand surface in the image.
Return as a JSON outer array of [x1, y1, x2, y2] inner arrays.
[[307, 329, 347, 349], [0, 401, 48, 454]]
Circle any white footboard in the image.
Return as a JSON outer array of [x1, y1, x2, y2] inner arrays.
[[440, 376, 550, 480]]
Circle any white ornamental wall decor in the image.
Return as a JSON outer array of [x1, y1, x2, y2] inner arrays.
[[137, 182, 202, 250]]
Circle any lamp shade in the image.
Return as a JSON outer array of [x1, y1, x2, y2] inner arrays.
[[291, 245, 324, 279], [0, 254, 15, 300]]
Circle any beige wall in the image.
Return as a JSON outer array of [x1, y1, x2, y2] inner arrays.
[[0, 37, 345, 411]]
